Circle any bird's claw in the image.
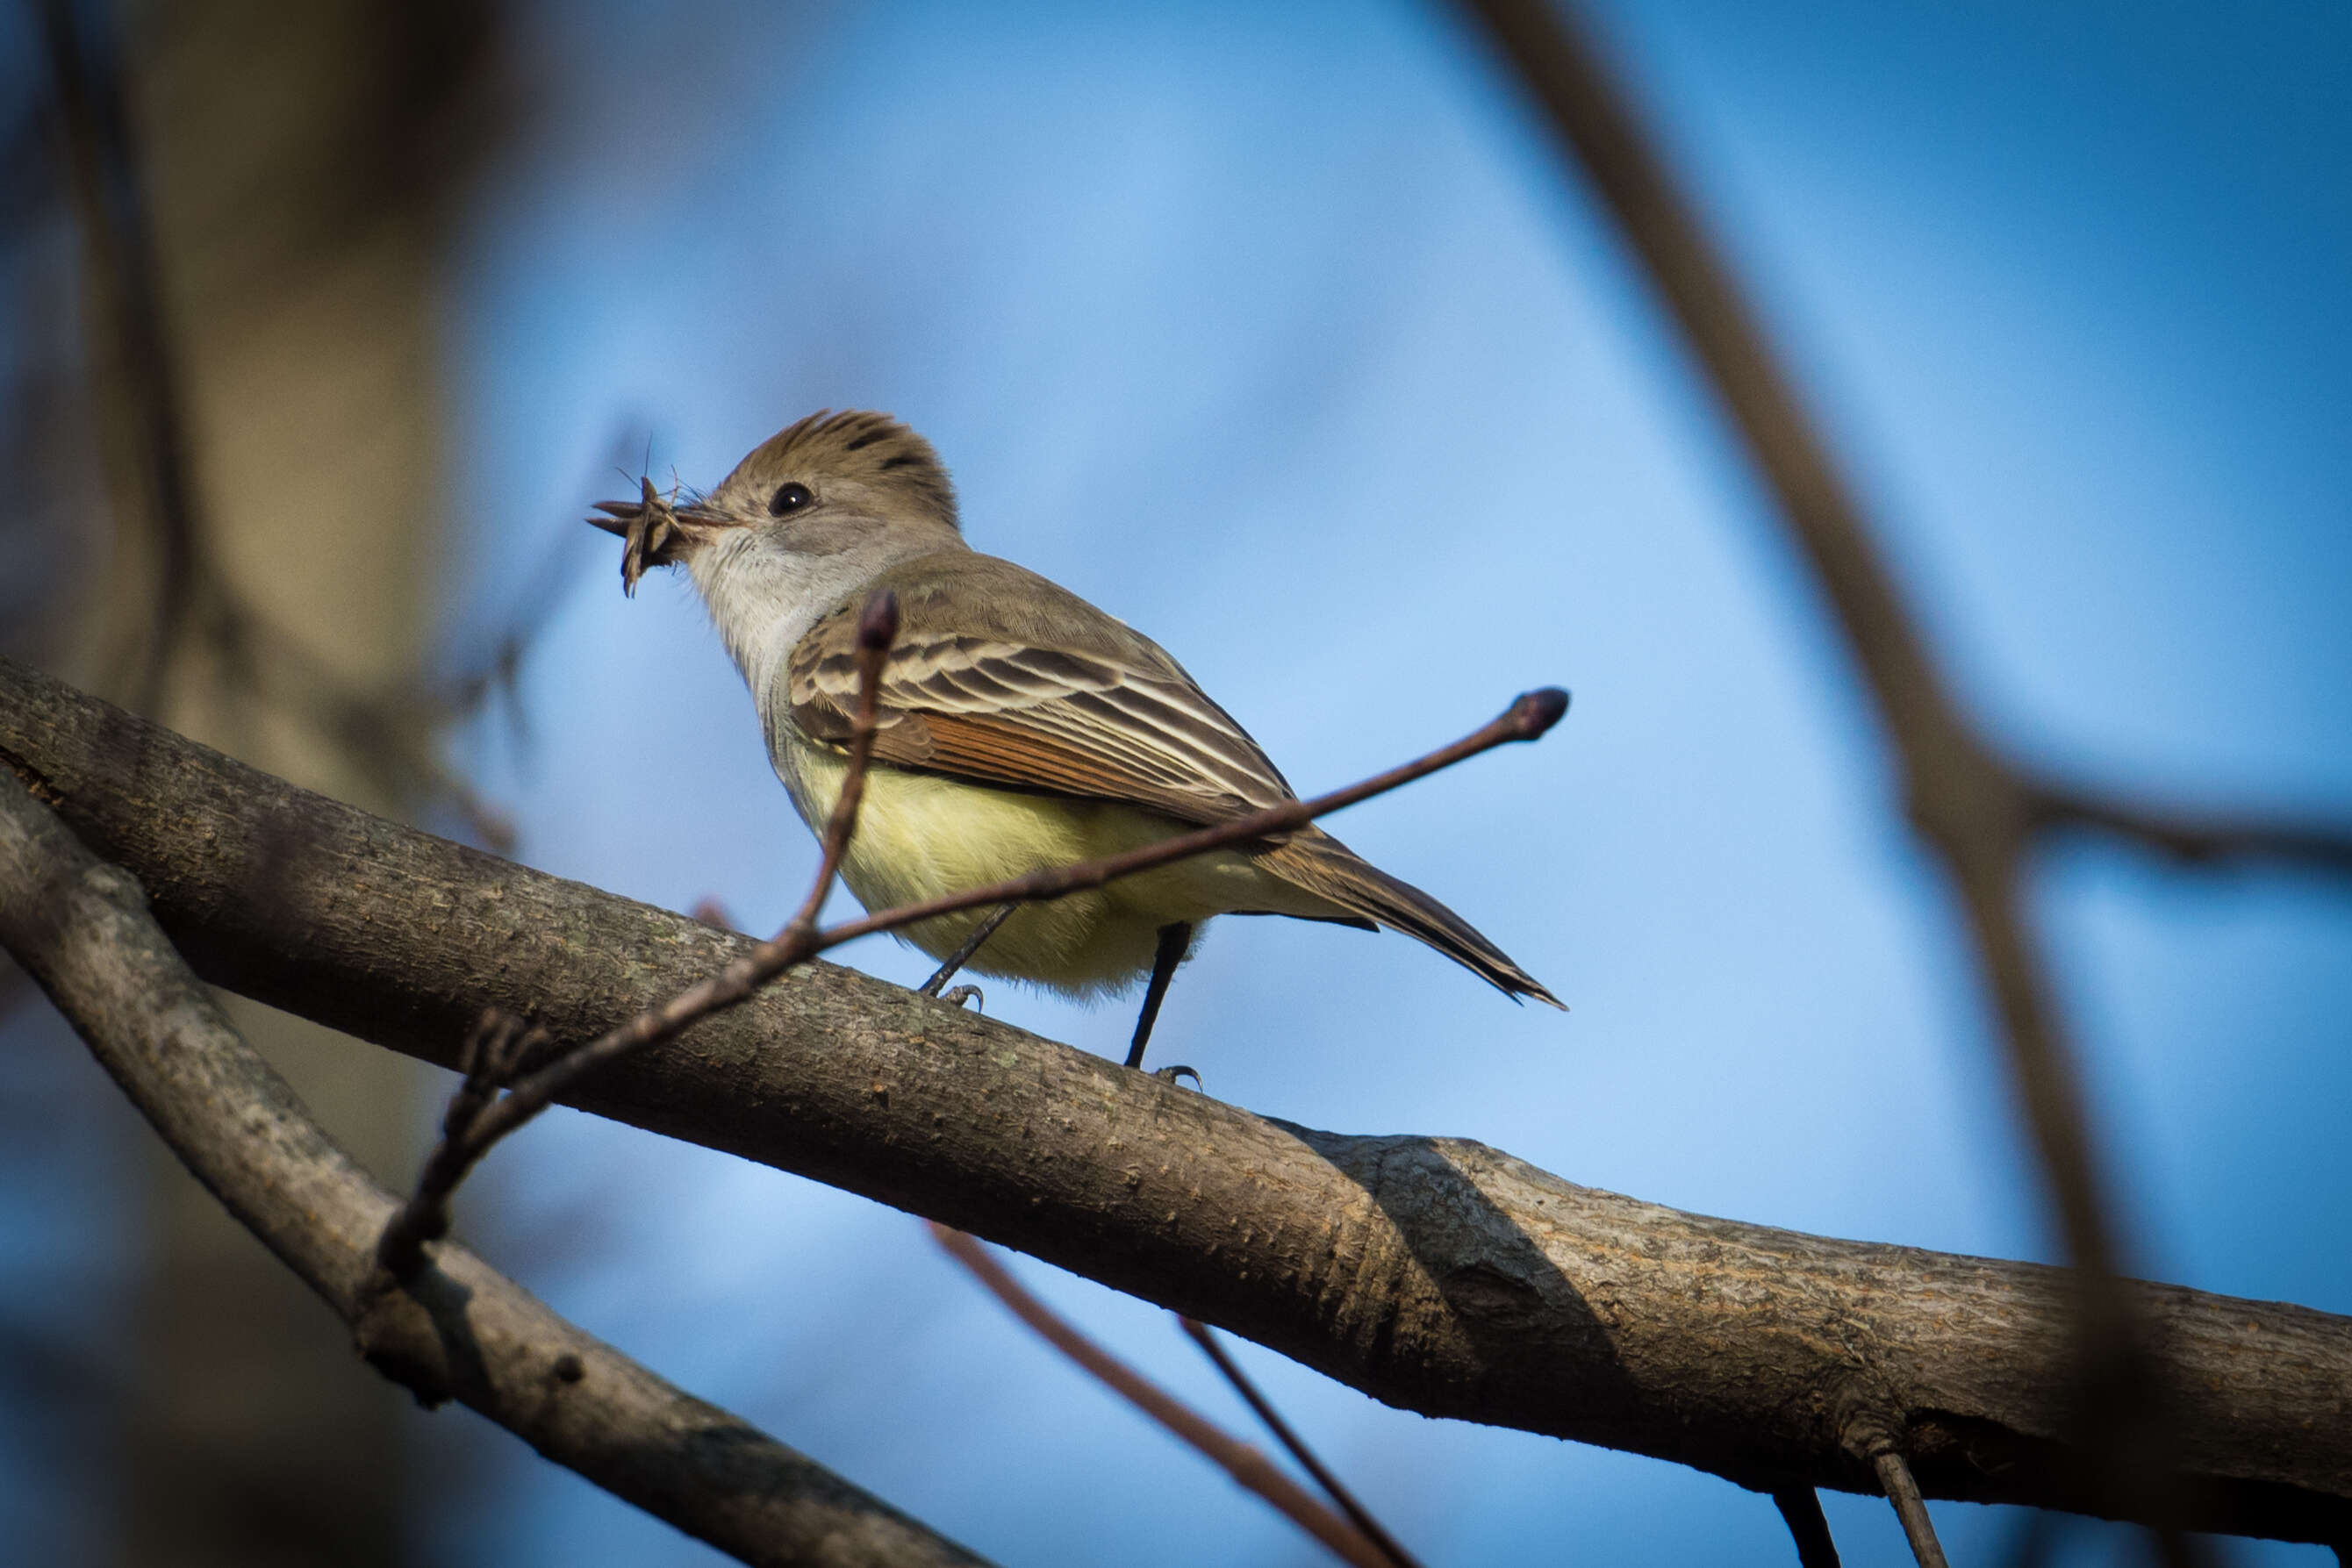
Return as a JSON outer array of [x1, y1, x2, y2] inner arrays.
[[940, 984, 983, 1011], [1152, 1064, 1201, 1089]]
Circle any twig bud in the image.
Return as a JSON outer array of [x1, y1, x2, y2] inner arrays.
[[1508, 687, 1572, 740], [857, 589, 900, 652]]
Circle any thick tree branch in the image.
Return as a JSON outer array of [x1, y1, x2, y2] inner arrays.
[[5, 660, 2348, 1545], [0, 761, 991, 1568]]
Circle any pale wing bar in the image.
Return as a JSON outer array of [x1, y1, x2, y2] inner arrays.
[[790, 629, 1294, 823]]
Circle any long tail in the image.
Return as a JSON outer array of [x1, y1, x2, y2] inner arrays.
[[1256, 828, 1563, 1007]]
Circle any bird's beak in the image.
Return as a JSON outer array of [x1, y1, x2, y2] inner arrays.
[[586, 478, 737, 597]]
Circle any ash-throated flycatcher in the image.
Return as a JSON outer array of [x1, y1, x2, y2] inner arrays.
[[591, 411, 1559, 1072]]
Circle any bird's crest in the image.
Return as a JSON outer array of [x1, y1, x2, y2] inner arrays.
[[739, 409, 957, 530]]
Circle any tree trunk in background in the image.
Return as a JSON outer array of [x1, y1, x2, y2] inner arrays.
[[65, 4, 499, 1563]]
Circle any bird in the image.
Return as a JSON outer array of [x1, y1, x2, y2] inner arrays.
[[590, 410, 1558, 1074]]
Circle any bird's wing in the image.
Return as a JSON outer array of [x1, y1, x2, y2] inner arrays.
[[782, 554, 1296, 827]]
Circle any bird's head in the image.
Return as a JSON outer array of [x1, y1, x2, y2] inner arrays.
[[589, 411, 960, 596]]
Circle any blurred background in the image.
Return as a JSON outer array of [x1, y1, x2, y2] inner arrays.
[[3, 1, 2348, 1564]]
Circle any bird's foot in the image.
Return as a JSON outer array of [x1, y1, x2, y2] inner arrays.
[[1151, 1064, 1201, 1089], [939, 984, 983, 1011]]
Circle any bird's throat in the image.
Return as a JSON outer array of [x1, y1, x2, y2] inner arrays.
[[689, 532, 937, 710]]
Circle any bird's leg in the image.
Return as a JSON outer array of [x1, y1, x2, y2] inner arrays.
[[918, 902, 1018, 1000], [1124, 922, 1194, 1075]]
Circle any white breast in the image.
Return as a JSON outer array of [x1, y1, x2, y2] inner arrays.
[[689, 531, 888, 710]]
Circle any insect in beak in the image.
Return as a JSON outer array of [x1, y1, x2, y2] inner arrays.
[[586, 477, 733, 595]]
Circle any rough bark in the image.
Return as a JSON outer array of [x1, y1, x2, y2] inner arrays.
[[0, 736, 993, 1568], [5, 656, 2348, 1546]]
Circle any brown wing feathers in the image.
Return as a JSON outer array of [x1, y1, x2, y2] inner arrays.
[[785, 552, 1559, 1006], [787, 573, 1294, 825], [915, 711, 1164, 805]]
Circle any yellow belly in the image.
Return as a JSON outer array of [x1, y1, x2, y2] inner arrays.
[[777, 734, 1345, 998]]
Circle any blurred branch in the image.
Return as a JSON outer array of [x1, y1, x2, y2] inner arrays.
[[0, 768, 992, 1568], [7, 658, 2350, 1545], [1444, 0, 2060, 1264], [932, 1226, 1394, 1568], [33, 0, 532, 850], [1454, 0, 2348, 1550], [33, 0, 201, 710], [1179, 1317, 1424, 1568], [2032, 783, 2352, 880]]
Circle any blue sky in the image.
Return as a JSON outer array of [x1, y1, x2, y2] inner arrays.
[[431, 3, 2352, 1564], [16, 1, 2342, 1564]]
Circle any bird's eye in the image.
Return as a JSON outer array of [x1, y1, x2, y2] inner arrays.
[[768, 482, 814, 516]]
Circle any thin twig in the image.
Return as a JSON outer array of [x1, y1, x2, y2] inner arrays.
[[930, 1226, 1393, 1568], [918, 901, 1017, 997], [1873, 1450, 1951, 1568], [376, 680, 1569, 1271], [1178, 1318, 1423, 1568], [785, 590, 900, 935], [374, 1012, 552, 1280], [375, 589, 903, 1280], [1771, 1488, 1842, 1568]]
